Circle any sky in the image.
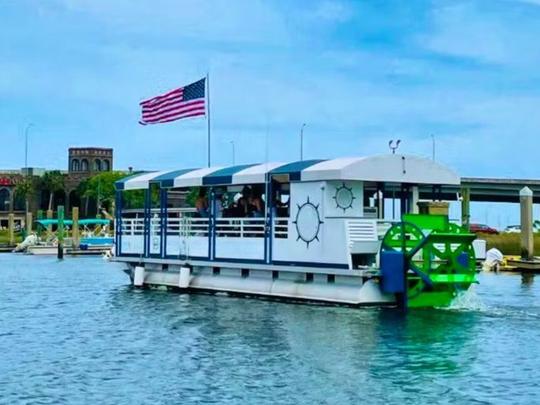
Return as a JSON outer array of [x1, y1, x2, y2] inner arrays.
[[2, 0, 540, 225]]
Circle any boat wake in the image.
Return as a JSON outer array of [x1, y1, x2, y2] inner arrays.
[[444, 284, 488, 312]]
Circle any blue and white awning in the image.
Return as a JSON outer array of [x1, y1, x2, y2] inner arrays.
[[115, 171, 171, 190], [116, 154, 460, 190]]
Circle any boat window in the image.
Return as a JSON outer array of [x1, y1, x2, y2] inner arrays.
[[270, 181, 290, 218]]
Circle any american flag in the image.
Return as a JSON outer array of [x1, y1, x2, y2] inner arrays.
[[139, 78, 206, 125]]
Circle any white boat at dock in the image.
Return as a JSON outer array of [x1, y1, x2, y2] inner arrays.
[[15, 218, 114, 256]]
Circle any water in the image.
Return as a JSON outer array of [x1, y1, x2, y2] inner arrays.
[[1, 255, 540, 405]]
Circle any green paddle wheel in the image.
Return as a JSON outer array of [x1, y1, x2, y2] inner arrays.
[[380, 214, 477, 308]]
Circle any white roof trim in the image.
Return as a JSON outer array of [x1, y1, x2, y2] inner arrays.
[[302, 154, 460, 185], [173, 167, 223, 188], [231, 162, 284, 185], [123, 171, 171, 190]]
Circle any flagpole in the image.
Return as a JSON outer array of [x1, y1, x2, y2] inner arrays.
[[206, 72, 211, 167]]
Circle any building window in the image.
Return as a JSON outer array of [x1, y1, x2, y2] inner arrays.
[[71, 159, 80, 172], [94, 159, 102, 171], [81, 159, 89, 171], [102, 160, 110, 171]]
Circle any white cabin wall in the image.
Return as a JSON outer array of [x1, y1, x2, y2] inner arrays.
[[272, 181, 349, 267]]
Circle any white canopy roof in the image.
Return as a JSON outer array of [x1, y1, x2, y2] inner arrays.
[[231, 162, 284, 185], [120, 171, 170, 190], [174, 167, 224, 188], [301, 155, 460, 185], [116, 154, 460, 190]]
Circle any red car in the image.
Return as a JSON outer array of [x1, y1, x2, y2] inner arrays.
[[470, 223, 499, 235]]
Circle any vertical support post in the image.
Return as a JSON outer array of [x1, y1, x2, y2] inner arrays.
[[520, 187, 534, 260], [57, 205, 64, 259], [461, 187, 471, 231], [46, 209, 53, 234], [410, 186, 419, 214], [143, 188, 150, 258], [72, 207, 80, 249], [206, 73, 211, 167], [209, 188, 215, 260], [160, 188, 168, 258], [25, 211, 33, 236], [8, 189, 14, 214], [376, 183, 385, 220], [115, 189, 122, 257], [265, 175, 273, 264], [8, 213, 14, 246], [400, 184, 410, 215]]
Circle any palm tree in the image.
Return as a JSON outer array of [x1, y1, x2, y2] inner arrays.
[[15, 177, 36, 213], [40, 171, 65, 211]]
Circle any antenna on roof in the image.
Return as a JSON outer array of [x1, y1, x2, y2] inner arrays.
[[389, 139, 401, 154]]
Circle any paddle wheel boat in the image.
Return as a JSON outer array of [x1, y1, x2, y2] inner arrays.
[[113, 154, 479, 308]]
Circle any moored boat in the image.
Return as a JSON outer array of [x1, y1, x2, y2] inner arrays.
[[18, 218, 114, 255]]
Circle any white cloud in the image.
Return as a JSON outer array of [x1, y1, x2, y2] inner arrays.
[[56, 0, 291, 45], [419, 2, 540, 68], [308, 1, 356, 23]]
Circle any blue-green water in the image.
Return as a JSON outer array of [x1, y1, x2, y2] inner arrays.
[[1, 255, 540, 404]]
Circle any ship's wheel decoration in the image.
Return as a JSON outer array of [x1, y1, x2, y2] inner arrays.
[[333, 183, 355, 212], [293, 197, 323, 247]]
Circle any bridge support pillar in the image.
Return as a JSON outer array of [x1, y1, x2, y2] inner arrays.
[[520, 187, 534, 260], [461, 187, 470, 231]]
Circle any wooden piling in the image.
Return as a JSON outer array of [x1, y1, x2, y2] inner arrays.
[[26, 212, 32, 234], [57, 206, 64, 259], [8, 213, 14, 246], [520, 187, 534, 260], [46, 209, 53, 234], [72, 207, 80, 249]]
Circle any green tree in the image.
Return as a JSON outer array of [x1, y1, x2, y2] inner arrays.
[[15, 177, 36, 205], [81, 171, 127, 213], [40, 171, 65, 211]]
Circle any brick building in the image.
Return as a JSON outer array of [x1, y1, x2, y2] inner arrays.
[[0, 147, 113, 224]]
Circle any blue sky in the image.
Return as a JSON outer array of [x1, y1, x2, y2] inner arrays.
[[1, 1, 540, 184]]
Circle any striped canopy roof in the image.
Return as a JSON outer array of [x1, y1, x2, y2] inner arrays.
[[115, 154, 460, 190]]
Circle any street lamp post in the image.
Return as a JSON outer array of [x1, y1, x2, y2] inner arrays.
[[24, 123, 34, 216], [300, 123, 306, 161], [229, 140, 236, 166]]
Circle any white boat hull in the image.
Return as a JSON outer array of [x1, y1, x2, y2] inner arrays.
[[117, 259, 395, 306]]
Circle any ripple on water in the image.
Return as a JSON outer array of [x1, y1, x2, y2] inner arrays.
[[1, 256, 540, 404]]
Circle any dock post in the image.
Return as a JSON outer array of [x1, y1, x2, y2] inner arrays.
[[72, 207, 80, 249], [461, 187, 471, 231], [46, 209, 53, 234], [8, 213, 14, 246], [520, 187, 534, 260], [26, 211, 32, 235], [57, 205, 64, 259]]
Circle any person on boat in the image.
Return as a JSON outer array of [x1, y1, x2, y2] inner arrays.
[[215, 197, 223, 218], [195, 188, 209, 217], [248, 191, 264, 218]]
